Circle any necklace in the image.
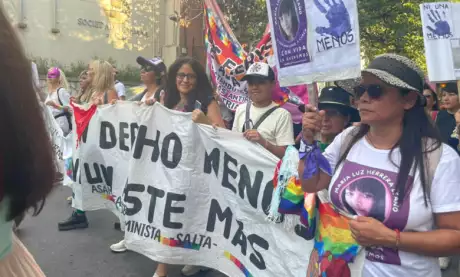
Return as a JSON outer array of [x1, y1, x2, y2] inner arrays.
[[366, 133, 377, 148]]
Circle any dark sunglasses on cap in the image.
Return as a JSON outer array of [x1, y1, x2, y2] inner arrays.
[[353, 84, 384, 100]]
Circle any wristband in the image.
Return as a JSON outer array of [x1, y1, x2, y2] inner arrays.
[[301, 140, 332, 180], [299, 137, 315, 160]]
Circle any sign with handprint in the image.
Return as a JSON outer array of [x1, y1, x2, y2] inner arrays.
[[265, 0, 360, 86], [420, 2, 460, 81], [422, 3, 453, 40], [313, 0, 356, 53], [266, 0, 311, 68]]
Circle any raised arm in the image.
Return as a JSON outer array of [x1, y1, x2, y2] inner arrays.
[[299, 105, 332, 192]]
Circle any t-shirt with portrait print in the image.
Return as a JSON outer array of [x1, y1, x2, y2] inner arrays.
[[323, 127, 460, 277]]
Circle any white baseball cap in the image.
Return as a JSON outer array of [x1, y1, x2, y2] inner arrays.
[[241, 62, 275, 82]]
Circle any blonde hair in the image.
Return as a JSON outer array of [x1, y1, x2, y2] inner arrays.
[[89, 60, 114, 94], [46, 68, 69, 90], [77, 70, 91, 103]]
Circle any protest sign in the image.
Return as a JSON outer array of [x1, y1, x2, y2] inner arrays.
[[421, 2, 460, 81], [266, 0, 361, 86], [70, 102, 365, 277], [204, 0, 308, 122]]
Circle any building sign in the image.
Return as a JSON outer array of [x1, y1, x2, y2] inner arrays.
[[77, 18, 149, 38]]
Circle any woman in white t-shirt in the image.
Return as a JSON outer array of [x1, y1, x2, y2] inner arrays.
[[299, 54, 460, 277], [45, 67, 71, 136]]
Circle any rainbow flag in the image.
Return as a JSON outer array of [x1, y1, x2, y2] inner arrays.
[[269, 148, 360, 276], [204, 0, 308, 121]]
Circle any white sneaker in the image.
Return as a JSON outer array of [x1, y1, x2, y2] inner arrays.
[[439, 257, 451, 270], [110, 239, 127, 253], [181, 266, 209, 276]]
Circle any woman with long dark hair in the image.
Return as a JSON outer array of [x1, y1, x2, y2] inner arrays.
[[164, 57, 225, 128], [299, 54, 460, 276], [148, 57, 224, 277], [0, 7, 55, 275], [279, 0, 299, 41]]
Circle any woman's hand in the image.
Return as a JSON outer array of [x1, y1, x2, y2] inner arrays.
[[302, 104, 325, 142], [349, 216, 396, 248], [191, 109, 208, 124]]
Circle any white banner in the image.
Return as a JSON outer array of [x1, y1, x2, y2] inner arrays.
[[70, 102, 364, 277], [421, 2, 460, 81], [266, 0, 361, 86]]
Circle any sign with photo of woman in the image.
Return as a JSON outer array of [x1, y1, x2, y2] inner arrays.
[[330, 160, 414, 266], [265, 0, 361, 86], [267, 0, 311, 68]]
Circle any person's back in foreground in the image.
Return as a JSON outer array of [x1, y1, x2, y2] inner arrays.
[[0, 6, 56, 276]]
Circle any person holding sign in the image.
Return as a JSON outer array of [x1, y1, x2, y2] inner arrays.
[[131, 56, 167, 104], [164, 57, 225, 127], [58, 60, 117, 232], [231, 62, 295, 159], [143, 57, 224, 277], [299, 54, 460, 277], [109, 56, 168, 254], [298, 86, 360, 151], [0, 7, 55, 275]]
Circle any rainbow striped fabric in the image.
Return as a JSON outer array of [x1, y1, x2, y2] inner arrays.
[[269, 148, 360, 276]]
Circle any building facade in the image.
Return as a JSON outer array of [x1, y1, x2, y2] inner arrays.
[[1, 0, 191, 74]]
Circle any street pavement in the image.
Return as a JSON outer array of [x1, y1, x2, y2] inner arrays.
[[18, 185, 459, 277]]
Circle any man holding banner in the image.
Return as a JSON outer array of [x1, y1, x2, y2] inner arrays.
[[233, 62, 295, 158]]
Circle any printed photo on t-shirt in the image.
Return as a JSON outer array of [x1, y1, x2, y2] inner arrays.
[[330, 161, 414, 266]]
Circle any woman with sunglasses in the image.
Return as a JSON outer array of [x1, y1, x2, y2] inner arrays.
[[299, 54, 460, 277], [130, 56, 167, 104], [109, 56, 168, 254], [423, 83, 439, 121]]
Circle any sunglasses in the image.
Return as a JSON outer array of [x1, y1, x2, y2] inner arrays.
[[424, 94, 432, 99], [353, 84, 384, 100], [141, 66, 155, 72]]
